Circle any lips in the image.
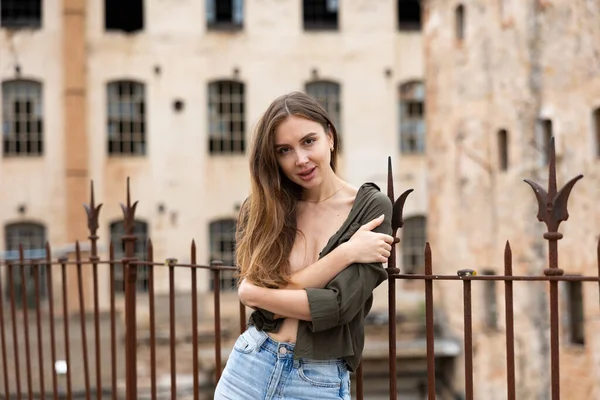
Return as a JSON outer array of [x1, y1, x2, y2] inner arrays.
[[298, 167, 316, 181]]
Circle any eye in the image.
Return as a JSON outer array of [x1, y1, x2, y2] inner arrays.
[[277, 147, 291, 155], [304, 138, 316, 145]]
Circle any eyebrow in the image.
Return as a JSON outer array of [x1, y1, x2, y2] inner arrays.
[[274, 132, 318, 148]]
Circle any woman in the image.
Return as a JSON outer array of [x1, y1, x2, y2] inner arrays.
[[214, 92, 394, 399]]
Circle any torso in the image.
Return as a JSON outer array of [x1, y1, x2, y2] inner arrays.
[[268, 185, 358, 343]]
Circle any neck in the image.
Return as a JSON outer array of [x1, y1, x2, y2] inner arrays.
[[302, 176, 346, 203]]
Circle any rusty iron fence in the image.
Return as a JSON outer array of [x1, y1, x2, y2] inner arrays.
[[0, 139, 599, 399]]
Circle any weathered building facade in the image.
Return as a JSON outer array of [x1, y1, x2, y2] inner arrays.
[[424, 0, 600, 398]]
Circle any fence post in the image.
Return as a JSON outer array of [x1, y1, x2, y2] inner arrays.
[[121, 178, 139, 400]]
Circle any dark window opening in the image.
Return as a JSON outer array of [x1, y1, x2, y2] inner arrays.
[[567, 280, 585, 345], [498, 129, 509, 171], [303, 0, 338, 31], [399, 81, 425, 154], [107, 80, 146, 156], [481, 270, 498, 330], [593, 108, 600, 158], [4, 223, 47, 308], [2, 80, 44, 157], [110, 220, 149, 293], [209, 219, 238, 291], [208, 81, 245, 154], [455, 4, 465, 41], [401, 216, 426, 273], [538, 118, 552, 164], [0, 0, 42, 29], [206, 0, 243, 29], [105, 0, 144, 33], [398, 0, 421, 30]]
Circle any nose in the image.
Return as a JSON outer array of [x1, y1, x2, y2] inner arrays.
[[295, 150, 309, 166]]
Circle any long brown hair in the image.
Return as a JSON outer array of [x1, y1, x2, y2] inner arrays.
[[236, 92, 340, 288]]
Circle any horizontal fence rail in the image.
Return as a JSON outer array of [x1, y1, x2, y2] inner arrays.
[[1, 139, 599, 399]]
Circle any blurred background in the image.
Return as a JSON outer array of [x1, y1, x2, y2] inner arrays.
[[0, 0, 599, 399]]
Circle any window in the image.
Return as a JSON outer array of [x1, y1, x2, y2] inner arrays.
[[401, 216, 426, 273], [105, 0, 143, 33], [455, 4, 465, 41], [2, 80, 44, 157], [537, 118, 552, 164], [566, 281, 584, 345], [208, 81, 245, 154], [498, 129, 509, 171], [107, 80, 146, 156], [305, 81, 342, 139], [399, 81, 425, 154], [4, 223, 47, 307], [110, 220, 149, 293], [209, 219, 237, 291], [0, 0, 42, 29], [303, 0, 338, 30], [481, 270, 498, 329], [593, 108, 600, 158], [206, 0, 243, 29], [398, 0, 421, 30]]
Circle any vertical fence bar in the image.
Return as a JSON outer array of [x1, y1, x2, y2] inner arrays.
[[191, 242, 200, 400], [122, 178, 139, 400], [212, 261, 223, 382], [462, 277, 474, 400], [45, 244, 59, 400], [239, 301, 246, 335], [356, 362, 364, 400], [169, 259, 177, 400], [76, 242, 91, 400], [85, 181, 103, 400], [504, 242, 516, 400], [109, 243, 117, 400], [8, 262, 22, 400], [60, 256, 72, 398], [92, 258, 101, 400], [386, 158, 398, 400], [424, 243, 436, 398], [147, 241, 157, 400], [548, 276, 560, 400], [33, 261, 45, 399], [0, 264, 11, 399], [19, 247, 33, 400]]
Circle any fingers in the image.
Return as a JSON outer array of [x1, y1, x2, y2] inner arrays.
[[359, 214, 385, 231]]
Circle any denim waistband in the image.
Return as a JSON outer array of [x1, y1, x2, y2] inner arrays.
[[247, 325, 296, 359]]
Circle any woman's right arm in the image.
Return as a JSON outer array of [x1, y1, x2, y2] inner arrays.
[[285, 215, 393, 290]]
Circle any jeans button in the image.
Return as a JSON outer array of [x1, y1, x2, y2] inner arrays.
[[279, 346, 287, 355]]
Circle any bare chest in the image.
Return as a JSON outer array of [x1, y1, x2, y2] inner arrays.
[[288, 202, 353, 273]]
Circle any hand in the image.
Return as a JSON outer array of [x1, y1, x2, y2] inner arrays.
[[345, 215, 394, 264]]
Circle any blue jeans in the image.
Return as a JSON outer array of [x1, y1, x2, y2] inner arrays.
[[214, 325, 351, 399]]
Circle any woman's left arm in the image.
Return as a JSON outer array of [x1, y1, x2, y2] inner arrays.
[[240, 192, 392, 322]]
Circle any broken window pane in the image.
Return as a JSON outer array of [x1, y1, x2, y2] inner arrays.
[[398, 0, 421, 31], [105, 0, 144, 33]]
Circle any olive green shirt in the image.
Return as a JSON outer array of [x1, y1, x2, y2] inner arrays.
[[249, 183, 392, 372]]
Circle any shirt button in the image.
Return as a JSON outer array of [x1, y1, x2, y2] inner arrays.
[[279, 347, 287, 355]]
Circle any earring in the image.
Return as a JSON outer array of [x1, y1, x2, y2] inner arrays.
[[330, 146, 334, 152]]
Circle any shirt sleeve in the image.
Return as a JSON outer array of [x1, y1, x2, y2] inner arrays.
[[305, 192, 393, 333]]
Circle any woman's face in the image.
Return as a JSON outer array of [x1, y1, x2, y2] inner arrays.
[[273, 115, 334, 190]]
